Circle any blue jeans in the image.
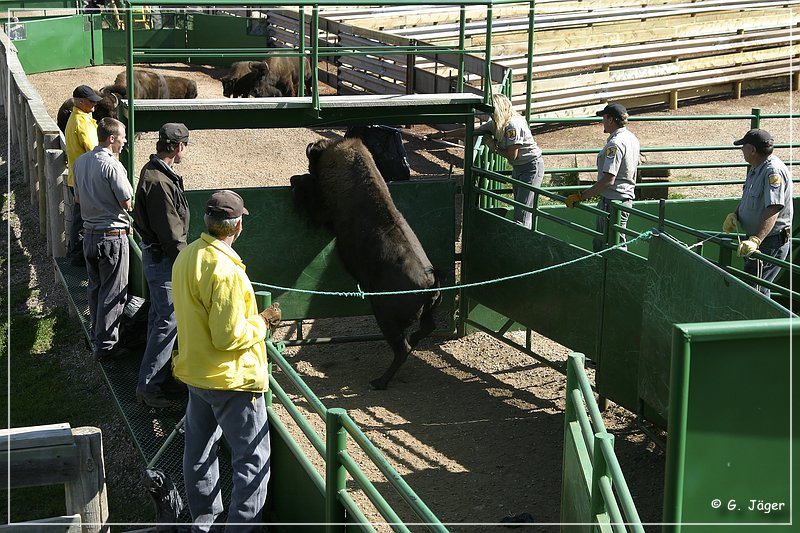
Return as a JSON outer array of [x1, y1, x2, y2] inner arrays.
[[512, 157, 544, 230], [137, 247, 176, 393], [83, 231, 129, 354], [184, 386, 271, 533], [744, 232, 791, 297]]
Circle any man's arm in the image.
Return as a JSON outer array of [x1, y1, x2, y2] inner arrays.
[[496, 144, 521, 162], [579, 172, 616, 201], [753, 204, 783, 241], [119, 198, 133, 212]]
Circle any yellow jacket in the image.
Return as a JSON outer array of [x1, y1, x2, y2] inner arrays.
[[172, 233, 269, 391], [65, 107, 98, 187]]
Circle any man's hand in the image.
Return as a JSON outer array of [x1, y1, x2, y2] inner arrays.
[[260, 302, 282, 329], [722, 212, 738, 233], [737, 236, 761, 257], [565, 193, 582, 209]]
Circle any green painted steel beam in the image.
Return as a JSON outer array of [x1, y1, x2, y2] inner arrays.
[[120, 94, 482, 131]]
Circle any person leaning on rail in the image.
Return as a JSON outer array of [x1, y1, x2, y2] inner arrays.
[[428, 94, 544, 229], [722, 128, 793, 297], [65, 85, 102, 267], [172, 190, 280, 532], [132, 123, 192, 409], [564, 102, 641, 251], [72, 117, 132, 361]]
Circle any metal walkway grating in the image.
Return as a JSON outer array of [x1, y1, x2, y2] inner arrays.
[[54, 257, 233, 523]]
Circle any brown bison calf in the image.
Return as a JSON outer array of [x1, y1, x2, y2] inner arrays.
[[291, 137, 442, 389]]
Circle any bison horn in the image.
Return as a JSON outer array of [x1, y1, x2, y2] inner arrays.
[[109, 92, 119, 107], [306, 142, 315, 158]]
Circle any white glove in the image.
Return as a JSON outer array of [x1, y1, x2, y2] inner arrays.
[[737, 236, 761, 257], [722, 213, 738, 233]]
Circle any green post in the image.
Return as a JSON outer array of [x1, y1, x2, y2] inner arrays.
[[125, 6, 135, 184], [457, 119, 477, 337], [255, 290, 272, 311], [325, 407, 347, 532], [564, 353, 585, 426], [256, 291, 273, 406], [457, 5, 466, 92], [311, 6, 320, 116], [590, 432, 615, 521], [298, 7, 306, 97], [525, 1, 536, 121], [751, 107, 761, 129], [610, 202, 622, 248], [484, 4, 493, 104]]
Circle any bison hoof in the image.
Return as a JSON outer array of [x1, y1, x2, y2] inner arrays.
[[369, 378, 388, 390]]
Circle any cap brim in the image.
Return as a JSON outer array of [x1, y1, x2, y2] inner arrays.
[[595, 109, 607, 117], [733, 138, 746, 145], [242, 206, 250, 215], [87, 95, 103, 103]]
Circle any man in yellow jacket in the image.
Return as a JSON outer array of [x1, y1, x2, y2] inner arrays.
[[65, 85, 101, 266], [172, 190, 273, 532]]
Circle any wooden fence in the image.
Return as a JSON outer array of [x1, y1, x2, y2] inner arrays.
[[0, 423, 109, 533], [0, 29, 69, 259]]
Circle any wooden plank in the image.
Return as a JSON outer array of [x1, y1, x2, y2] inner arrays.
[[531, 46, 798, 94], [0, 423, 74, 451], [4, 444, 79, 489], [64, 427, 108, 533], [0, 515, 82, 533]]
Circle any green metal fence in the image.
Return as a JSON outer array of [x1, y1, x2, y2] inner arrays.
[[562, 352, 645, 532]]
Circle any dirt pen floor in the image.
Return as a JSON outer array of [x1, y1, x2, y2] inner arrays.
[[22, 63, 799, 529]]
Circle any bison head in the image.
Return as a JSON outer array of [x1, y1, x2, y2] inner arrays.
[[95, 85, 124, 121], [290, 172, 326, 225], [305, 139, 337, 177]]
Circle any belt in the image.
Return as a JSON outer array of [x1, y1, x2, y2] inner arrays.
[[86, 228, 127, 237]]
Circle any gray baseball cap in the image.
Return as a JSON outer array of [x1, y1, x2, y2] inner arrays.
[[206, 190, 249, 219]]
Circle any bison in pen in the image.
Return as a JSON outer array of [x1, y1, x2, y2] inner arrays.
[[291, 137, 442, 390]]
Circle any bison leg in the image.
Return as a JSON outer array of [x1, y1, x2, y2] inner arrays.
[[370, 321, 411, 391], [409, 305, 436, 348]]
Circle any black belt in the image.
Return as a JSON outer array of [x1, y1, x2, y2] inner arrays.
[[86, 228, 127, 237]]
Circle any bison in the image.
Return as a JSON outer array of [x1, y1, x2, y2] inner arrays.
[[113, 69, 197, 99], [220, 61, 280, 98], [56, 87, 122, 133], [221, 54, 313, 98], [291, 137, 442, 390]]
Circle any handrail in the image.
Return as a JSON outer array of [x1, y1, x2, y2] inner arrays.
[[565, 353, 645, 532], [266, 341, 447, 530]]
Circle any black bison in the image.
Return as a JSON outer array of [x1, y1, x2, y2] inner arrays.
[[56, 87, 123, 133], [113, 69, 197, 99], [221, 61, 281, 98], [291, 137, 442, 390], [221, 55, 313, 98]]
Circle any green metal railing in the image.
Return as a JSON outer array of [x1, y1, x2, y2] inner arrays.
[[563, 352, 645, 532], [469, 165, 799, 301], [266, 340, 447, 531]]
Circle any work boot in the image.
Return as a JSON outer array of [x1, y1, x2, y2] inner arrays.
[[136, 389, 172, 409]]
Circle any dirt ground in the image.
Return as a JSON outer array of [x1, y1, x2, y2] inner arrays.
[[20, 63, 797, 529]]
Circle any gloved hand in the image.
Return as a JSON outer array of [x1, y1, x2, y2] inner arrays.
[[565, 193, 582, 209], [722, 212, 738, 233], [260, 302, 282, 329], [737, 236, 761, 257], [482, 134, 496, 151]]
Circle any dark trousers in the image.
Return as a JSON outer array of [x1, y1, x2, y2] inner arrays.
[[137, 247, 176, 393], [68, 187, 84, 262], [84, 232, 129, 355], [744, 232, 791, 297]]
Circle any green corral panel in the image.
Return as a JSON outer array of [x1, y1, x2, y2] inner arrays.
[[638, 235, 790, 425], [10, 15, 92, 73], [560, 421, 592, 532], [265, 413, 326, 530], [462, 207, 602, 357], [184, 181, 456, 322], [187, 13, 271, 66], [664, 320, 795, 529], [100, 24, 186, 65], [595, 250, 649, 413]]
